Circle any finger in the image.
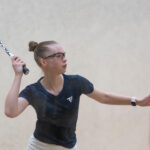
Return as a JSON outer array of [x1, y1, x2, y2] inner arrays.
[[15, 57, 22, 62], [12, 57, 22, 65], [20, 60, 25, 64], [146, 95, 150, 99], [11, 56, 18, 62], [12, 59, 24, 67], [21, 62, 26, 66]]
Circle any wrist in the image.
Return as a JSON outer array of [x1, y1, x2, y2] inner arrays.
[[131, 97, 141, 106], [135, 99, 141, 106], [14, 73, 23, 78], [131, 96, 136, 106]]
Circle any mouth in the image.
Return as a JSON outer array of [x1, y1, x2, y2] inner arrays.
[[63, 64, 67, 68]]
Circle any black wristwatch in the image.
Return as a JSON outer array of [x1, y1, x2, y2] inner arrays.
[[131, 97, 136, 106]]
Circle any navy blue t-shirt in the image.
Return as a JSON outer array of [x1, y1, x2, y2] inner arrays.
[[19, 74, 94, 148]]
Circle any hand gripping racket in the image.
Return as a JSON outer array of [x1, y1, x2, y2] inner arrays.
[[0, 40, 29, 75]]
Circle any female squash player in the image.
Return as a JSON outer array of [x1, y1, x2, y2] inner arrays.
[[4, 40, 150, 150]]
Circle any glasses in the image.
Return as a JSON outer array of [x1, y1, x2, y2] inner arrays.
[[43, 52, 66, 59]]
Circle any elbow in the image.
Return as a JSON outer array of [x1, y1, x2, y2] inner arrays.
[[4, 110, 18, 118]]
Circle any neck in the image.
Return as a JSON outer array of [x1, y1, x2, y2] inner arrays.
[[41, 73, 64, 95]]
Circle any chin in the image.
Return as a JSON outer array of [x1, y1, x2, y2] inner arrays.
[[58, 69, 66, 75], [62, 70, 66, 74]]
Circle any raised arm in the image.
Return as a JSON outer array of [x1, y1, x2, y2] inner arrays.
[[86, 88, 150, 107], [5, 56, 29, 118]]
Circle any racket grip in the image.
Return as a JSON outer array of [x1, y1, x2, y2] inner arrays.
[[23, 65, 29, 75]]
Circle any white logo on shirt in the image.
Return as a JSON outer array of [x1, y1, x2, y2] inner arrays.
[[67, 96, 73, 103]]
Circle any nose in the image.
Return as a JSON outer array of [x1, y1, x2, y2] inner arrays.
[[63, 57, 67, 63]]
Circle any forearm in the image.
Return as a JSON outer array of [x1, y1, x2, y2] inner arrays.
[[5, 74, 22, 116], [87, 89, 140, 106], [102, 93, 132, 105]]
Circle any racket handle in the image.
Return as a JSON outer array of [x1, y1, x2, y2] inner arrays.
[[23, 65, 29, 75]]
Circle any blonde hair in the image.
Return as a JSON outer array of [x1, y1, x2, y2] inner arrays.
[[29, 41, 58, 66]]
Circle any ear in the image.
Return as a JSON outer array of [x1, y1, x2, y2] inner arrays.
[[39, 58, 47, 67]]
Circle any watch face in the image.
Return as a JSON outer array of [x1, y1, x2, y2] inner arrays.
[[131, 102, 136, 106]]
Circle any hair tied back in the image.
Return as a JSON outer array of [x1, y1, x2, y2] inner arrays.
[[29, 41, 38, 52]]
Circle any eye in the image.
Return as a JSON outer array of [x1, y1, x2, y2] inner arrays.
[[56, 54, 62, 57]]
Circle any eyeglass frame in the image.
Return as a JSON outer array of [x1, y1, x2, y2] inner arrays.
[[42, 52, 66, 59]]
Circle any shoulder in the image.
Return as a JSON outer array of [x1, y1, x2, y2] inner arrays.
[[63, 74, 85, 88], [64, 74, 94, 94], [19, 78, 43, 104], [24, 82, 38, 91], [63, 74, 93, 87], [20, 77, 42, 93], [63, 74, 85, 80], [64, 74, 91, 82]]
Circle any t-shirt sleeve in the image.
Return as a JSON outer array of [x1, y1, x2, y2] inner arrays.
[[19, 85, 32, 105], [77, 75, 94, 94]]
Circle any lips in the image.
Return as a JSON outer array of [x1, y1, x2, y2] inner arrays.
[[63, 64, 67, 68]]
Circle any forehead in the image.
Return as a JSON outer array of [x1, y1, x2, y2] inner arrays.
[[47, 44, 64, 53]]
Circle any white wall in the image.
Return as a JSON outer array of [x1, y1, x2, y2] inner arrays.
[[0, 0, 150, 149]]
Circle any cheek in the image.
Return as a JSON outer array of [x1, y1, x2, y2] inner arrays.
[[49, 60, 60, 69]]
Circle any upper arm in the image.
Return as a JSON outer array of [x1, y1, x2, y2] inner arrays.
[[86, 88, 108, 104], [17, 97, 29, 116], [76, 75, 94, 94]]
